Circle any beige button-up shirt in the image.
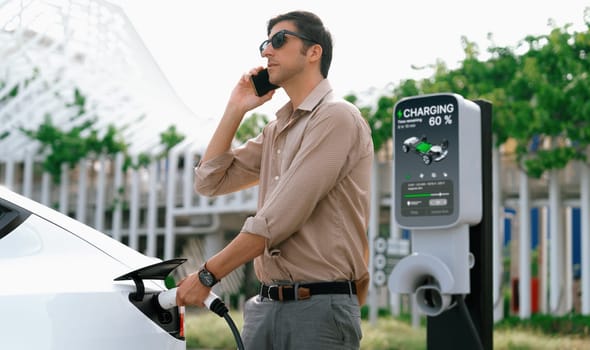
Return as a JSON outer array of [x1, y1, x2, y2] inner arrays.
[[195, 79, 374, 303]]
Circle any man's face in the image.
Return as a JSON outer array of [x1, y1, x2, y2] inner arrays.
[[262, 21, 310, 85]]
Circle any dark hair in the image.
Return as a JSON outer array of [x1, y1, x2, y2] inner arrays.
[[267, 11, 333, 78]]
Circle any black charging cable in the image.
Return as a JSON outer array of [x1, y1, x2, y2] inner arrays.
[[456, 295, 484, 350], [158, 288, 245, 350], [206, 296, 245, 350]]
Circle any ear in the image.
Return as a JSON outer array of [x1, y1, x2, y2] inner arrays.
[[307, 44, 323, 63]]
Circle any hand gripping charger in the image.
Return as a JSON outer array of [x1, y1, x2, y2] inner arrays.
[[388, 93, 482, 316], [157, 287, 219, 311]]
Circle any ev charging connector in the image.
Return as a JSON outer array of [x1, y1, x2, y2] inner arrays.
[[159, 288, 245, 350], [388, 93, 482, 317]]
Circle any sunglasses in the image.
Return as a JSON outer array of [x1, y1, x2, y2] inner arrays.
[[259, 29, 319, 54]]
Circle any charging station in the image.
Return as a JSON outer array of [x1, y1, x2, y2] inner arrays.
[[388, 93, 492, 349]]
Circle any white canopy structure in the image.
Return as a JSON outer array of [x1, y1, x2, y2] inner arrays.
[[0, 0, 215, 159], [0, 0, 252, 296]]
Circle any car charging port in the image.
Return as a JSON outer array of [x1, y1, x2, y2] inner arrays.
[[157, 307, 173, 324], [125, 292, 182, 338], [114, 259, 188, 340]]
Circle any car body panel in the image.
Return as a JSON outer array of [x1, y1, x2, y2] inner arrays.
[[0, 186, 185, 350], [1, 291, 183, 349], [0, 185, 159, 270]]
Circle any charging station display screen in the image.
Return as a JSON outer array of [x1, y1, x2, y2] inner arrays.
[[394, 94, 459, 228]]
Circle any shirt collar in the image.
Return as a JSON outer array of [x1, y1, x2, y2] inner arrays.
[[276, 79, 333, 120]]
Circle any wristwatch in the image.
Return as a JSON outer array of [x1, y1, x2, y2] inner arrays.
[[198, 263, 219, 287]]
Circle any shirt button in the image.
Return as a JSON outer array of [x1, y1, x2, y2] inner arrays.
[[277, 149, 281, 154], [274, 176, 280, 181]]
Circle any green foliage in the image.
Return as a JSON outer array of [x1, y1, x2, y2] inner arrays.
[[66, 88, 87, 117], [160, 125, 185, 153], [367, 96, 395, 152], [360, 307, 587, 338], [123, 125, 186, 171], [235, 112, 269, 144], [496, 313, 590, 337], [185, 311, 245, 349], [18, 85, 128, 183], [351, 11, 590, 179], [0, 68, 39, 104], [123, 152, 152, 171], [360, 305, 394, 320], [17, 88, 186, 180], [524, 147, 586, 178], [20, 114, 127, 183]]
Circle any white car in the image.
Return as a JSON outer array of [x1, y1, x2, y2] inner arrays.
[[0, 186, 186, 350]]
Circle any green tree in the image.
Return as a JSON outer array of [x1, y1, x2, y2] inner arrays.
[[18, 88, 187, 179], [235, 112, 269, 144], [20, 114, 127, 183], [514, 20, 590, 177], [356, 10, 590, 179]]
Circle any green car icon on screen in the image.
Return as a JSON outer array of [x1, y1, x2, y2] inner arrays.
[[402, 135, 449, 165]]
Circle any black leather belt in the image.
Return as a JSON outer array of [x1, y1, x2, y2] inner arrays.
[[259, 281, 356, 301]]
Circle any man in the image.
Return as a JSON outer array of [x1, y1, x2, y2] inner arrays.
[[176, 10, 373, 349]]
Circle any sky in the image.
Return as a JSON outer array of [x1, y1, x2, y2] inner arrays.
[[114, 0, 589, 126]]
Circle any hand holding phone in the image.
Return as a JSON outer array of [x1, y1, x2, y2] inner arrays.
[[250, 68, 279, 96]]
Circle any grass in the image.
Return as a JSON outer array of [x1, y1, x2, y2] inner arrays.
[[184, 309, 590, 350]]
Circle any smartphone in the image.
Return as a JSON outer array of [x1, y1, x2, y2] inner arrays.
[[250, 68, 279, 96]]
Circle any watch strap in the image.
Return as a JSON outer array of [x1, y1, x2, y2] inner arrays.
[[199, 262, 219, 287]]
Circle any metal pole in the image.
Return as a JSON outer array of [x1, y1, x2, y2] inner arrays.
[[426, 99, 493, 349]]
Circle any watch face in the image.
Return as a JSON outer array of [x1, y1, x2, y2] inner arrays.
[[199, 269, 216, 287]]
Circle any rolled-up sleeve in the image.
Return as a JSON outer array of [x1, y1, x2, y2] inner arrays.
[[242, 215, 271, 238]]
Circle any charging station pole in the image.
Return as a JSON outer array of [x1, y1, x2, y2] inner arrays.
[[426, 100, 493, 350], [388, 94, 493, 350]]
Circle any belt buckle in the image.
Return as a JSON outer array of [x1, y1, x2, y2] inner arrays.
[[267, 284, 278, 301], [267, 284, 294, 301]]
